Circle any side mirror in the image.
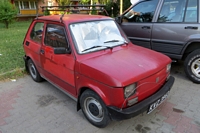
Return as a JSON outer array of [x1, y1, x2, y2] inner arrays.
[[115, 16, 122, 24], [54, 47, 71, 54]]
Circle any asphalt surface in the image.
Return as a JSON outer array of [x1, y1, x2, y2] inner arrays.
[[0, 61, 200, 133]]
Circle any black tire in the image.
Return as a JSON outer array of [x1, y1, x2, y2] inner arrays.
[[184, 49, 200, 84], [80, 90, 111, 128], [27, 59, 43, 82]]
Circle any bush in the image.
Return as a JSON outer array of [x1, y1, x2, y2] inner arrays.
[[123, 0, 131, 12], [0, 0, 18, 29], [104, 0, 131, 17], [44, 8, 50, 16], [104, 1, 119, 17]]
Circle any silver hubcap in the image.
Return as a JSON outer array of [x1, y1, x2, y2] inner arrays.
[[191, 58, 200, 78], [29, 62, 37, 79], [84, 97, 103, 122]]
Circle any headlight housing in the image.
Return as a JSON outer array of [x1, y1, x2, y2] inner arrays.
[[166, 63, 171, 73], [124, 83, 137, 98]]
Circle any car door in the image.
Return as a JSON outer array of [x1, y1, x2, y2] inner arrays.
[[120, 0, 160, 49], [40, 23, 76, 97], [23, 21, 44, 73], [152, 0, 199, 59]]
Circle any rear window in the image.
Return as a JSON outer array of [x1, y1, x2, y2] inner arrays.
[[30, 22, 44, 44]]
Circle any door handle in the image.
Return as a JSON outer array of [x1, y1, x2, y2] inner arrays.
[[40, 49, 45, 54], [185, 26, 198, 30], [25, 41, 29, 46], [142, 26, 151, 29]]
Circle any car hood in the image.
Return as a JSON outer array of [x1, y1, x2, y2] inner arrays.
[[79, 45, 171, 87]]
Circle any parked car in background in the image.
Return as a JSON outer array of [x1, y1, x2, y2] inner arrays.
[[23, 14, 174, 127], [116, 0, 200, 83]]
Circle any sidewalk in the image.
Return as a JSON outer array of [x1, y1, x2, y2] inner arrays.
[[0, 62, 200, 133]]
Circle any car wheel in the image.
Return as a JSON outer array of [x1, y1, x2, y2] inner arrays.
[[80, 90, 111, 128], [28, 59, 43, 82], [184, 49, 200, 84]]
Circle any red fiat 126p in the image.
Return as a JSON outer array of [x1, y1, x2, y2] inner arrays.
[[23, 14, 175, 128]]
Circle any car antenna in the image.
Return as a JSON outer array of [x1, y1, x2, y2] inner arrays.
[[36, 6, 40, 19], [60, 9, 69, 23]]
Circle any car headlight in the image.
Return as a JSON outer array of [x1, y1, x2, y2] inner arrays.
[[166, 63, 171, 73], [124, 83, 137, 98]]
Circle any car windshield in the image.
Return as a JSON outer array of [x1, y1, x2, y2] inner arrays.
[[70, 20, 127, 54]]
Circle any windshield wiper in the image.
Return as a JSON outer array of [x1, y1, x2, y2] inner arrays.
[[82, 45, 112, 52], [104, 40, 120, 43], [104, 40, 128, 44]]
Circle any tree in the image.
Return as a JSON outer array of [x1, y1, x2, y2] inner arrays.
[[80, 0, 90, 4], [123, 0, 131, 12], [0, 0, 18, 29], [103, 0, 119, 17], [56, 0, 71, 6]]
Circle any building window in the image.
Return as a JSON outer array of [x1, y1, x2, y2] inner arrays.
[[14, 1, 20, 13], [30, 1, 36, 9], [15, 1, 36, 9], [23, 1, 29, 9], [19, 1, 23, 9]]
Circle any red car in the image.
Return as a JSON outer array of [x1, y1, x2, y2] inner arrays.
[[23, 14, 174, 128]]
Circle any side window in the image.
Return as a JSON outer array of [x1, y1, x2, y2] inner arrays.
[[184, 0, 197, 22], [44, 24, 69, 49], [123, 0, 159, 23], [30, 22, 44, 44], [157, 0, 196, 23]]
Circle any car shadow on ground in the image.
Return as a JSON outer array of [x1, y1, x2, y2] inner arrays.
[[171, 61, 188, 81]]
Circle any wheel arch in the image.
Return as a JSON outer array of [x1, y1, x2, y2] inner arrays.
[[182, 41, 200, 60], [76, 86, 110, 111], [24, 55, 31, 72], [184, 49, 200, 83], [77, 87, 88, 111]]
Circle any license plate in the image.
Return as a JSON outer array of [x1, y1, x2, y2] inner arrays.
[[147, 91, 169, 114]]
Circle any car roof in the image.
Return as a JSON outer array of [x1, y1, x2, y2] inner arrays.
[[36, 14, 112, 24]]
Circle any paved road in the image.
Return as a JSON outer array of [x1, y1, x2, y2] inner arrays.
[[0, 62, 200, 133]]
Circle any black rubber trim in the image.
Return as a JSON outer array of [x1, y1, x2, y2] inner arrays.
[[107, 76, 175, 120], [23, 55, 28, 71]]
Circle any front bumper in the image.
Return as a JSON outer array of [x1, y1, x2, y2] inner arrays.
[[107, 76, 175, 120]]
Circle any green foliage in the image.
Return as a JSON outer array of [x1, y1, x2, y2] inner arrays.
[[98, 0, 110, 5], [104, 0, 131, 17], [90, 5, 97, 15], [80, 0, 90, 4], [56, 0, 71, 5], [44, 8, 50, 16], [123, 0, 131, 12], [0, 0, 18, 29], [104, 1, 119, 17]]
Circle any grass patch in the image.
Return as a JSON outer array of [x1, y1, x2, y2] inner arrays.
[[0, 21, 31, 80], [0, 68, 28, 81]]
